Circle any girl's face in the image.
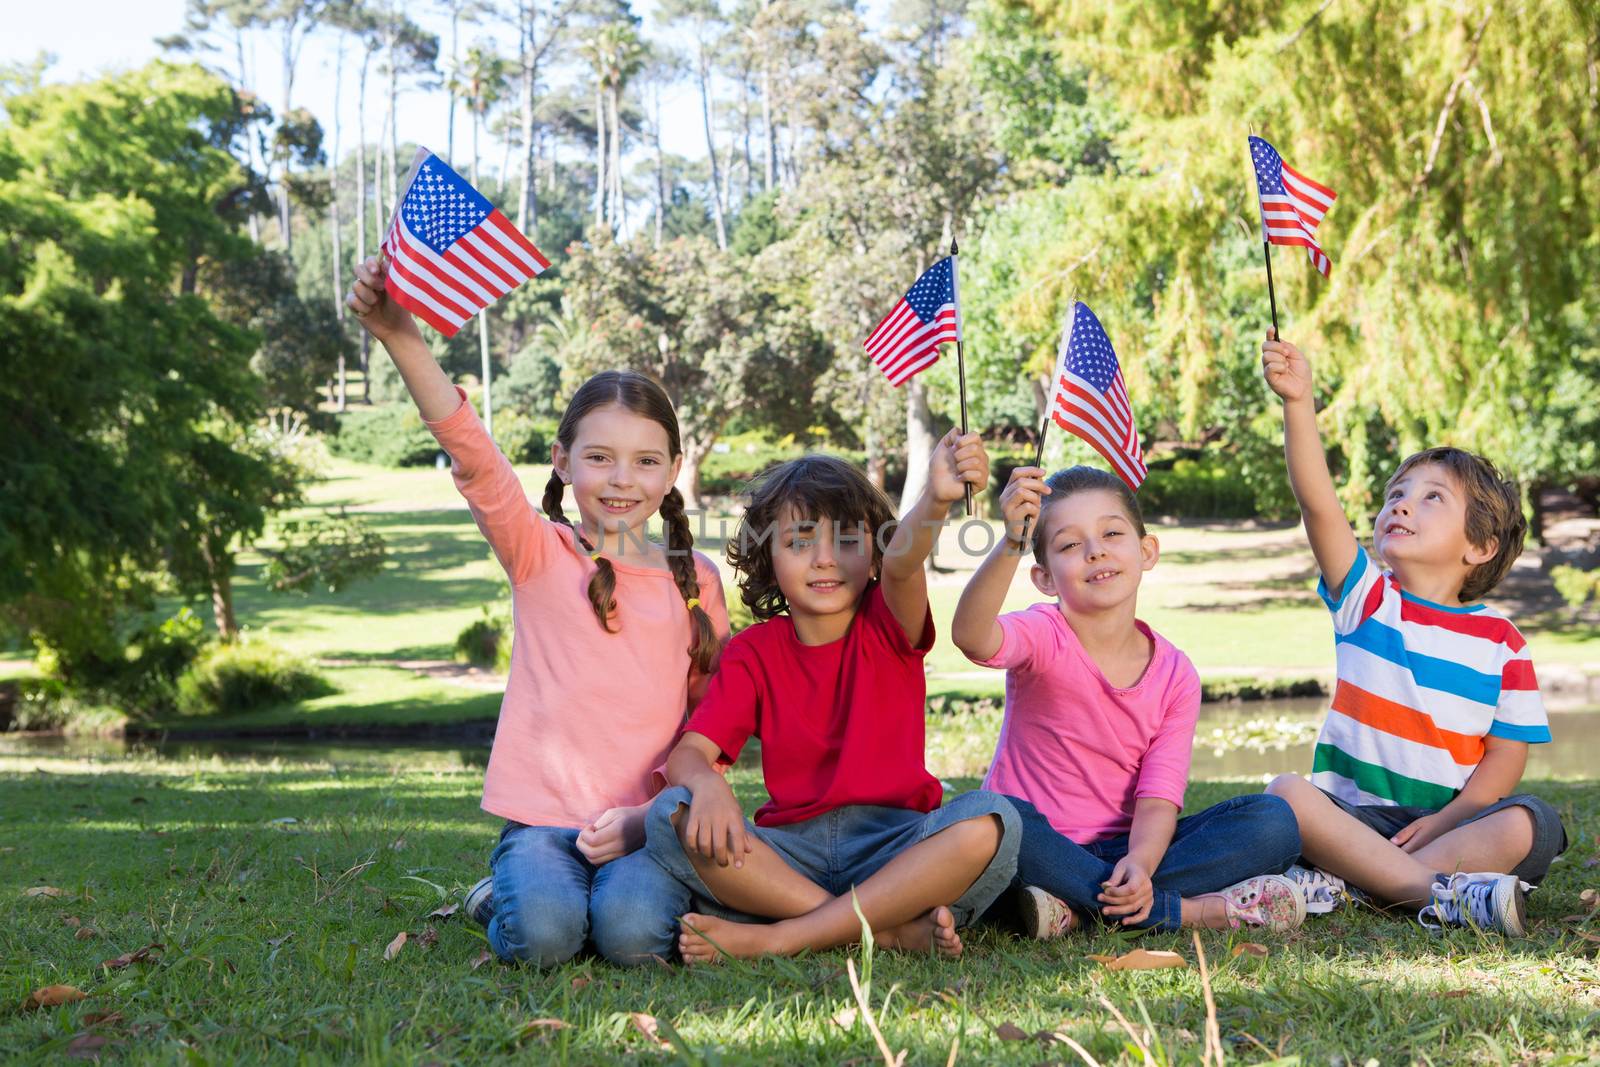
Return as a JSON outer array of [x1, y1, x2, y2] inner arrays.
[[770, 507, 877, 626], [550, 403, 682, 537], [1030, 489, 1158, 616]]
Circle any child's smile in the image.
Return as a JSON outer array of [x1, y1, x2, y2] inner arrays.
[[772, 509, 876, 643], [1031, 489, 1158, 616]]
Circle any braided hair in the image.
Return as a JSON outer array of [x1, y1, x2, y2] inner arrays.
[[540, 370, 719, 673]]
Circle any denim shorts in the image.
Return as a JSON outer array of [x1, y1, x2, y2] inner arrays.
[[1318, 789, 1568, 885], [646, 786, 1021, 927]]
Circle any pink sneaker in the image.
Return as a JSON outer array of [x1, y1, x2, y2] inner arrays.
[[1193, 874, 1306, 932], [1018, 885, 1078, 940]]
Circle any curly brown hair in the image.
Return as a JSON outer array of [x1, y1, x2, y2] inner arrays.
[[727, 454, 897, 621], [1384, 447, 1526, 603], [539, 370, 719, 673]]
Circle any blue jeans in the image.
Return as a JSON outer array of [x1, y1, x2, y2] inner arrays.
[[647, 786, 1021, 928], [487, 823, 690, 967], [1003, 793, 1302, 932]]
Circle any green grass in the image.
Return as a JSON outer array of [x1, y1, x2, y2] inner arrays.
[[4, 750, 1599, 1064]]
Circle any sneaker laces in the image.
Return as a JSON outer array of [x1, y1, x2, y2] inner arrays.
[[1417, 873, 1527, 932], [1284, 865, 1347, 914]]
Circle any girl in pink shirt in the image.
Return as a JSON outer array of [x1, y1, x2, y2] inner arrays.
[[953, 465, 1305, 936], [347, 257, 729, 967]]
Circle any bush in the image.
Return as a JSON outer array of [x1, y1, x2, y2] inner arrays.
[[31, 606, 207, 719], [326, 405, 442, 467], [698, 440, 907, 501], [453, 607, 512, 672], [492, 410, 558, 464], [1139, 458, 1260, 519], [1551, 564, 1600, 611], [174, 641, 331, 717]]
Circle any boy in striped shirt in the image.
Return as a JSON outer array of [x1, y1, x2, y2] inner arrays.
[[1259, 332, 1567, 936]]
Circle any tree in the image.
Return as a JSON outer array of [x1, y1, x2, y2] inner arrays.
[[558, 236, 829, 508], [0, 64, 282, 658], [658, 0, 730, 249]]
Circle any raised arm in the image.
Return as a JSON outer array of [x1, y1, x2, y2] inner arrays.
[[1262, 330, 1359, 596], [952, 465, 1049, 661], [347, 256, 461, 421], [880, 428, 990, 642]]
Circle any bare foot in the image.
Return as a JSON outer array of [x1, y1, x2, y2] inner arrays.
[[877, 906, 963, 958], [677, 913, 782, 963]]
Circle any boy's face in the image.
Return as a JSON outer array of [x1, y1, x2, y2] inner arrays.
[[1029, 489, 1158, 615], [1374, 462, 1495, 582], [770, 507, 877, 624]]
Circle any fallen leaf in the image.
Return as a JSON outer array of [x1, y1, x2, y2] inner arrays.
[[1090, 949, 1188, 971], [1561, 914, 1590, 923], [520, 1019, 571, 1039], [1582, 888, 1599, 911], [1231, 943, 1269, 959], [383, 931, 407, 961], [470, 949, 493, 970], [570, 976, 591, 991], [1574, 931, 1600, 945], [832, 1006, 858, 1029], [75, 927, 98, 941], [23, 886, 64, 899], [416, 927, 439, 949], [24, 985, 87, 1010], [266, 932, 294, 949], [389, 836, 407, 851], [994, 1023, 1030, 1041], [101, 943, 162, 971], [65, 1033, 113, 1059], [62, 915, 82, 928], [81, 1012, 123, 1026], [630, 1012, 671, 1048], [426, 903, 458, 922], [1442, 989, 1470, 998], [269, 817, 298, 825]]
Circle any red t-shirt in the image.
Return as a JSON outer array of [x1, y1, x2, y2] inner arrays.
[[685, 582, 941, 826]]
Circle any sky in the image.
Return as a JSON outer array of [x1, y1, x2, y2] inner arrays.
[[9, 0, 745, 175]]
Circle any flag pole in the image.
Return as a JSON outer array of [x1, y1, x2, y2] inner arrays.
[[950, 237, 974, 517], [1248, 131, 1282, 338], [1018, 297, 1075, 551]]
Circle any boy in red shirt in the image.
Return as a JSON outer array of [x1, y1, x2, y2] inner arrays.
[[647, 432, 1020, 960]]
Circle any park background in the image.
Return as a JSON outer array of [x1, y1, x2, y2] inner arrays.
[[4, 0, 1600, 1062]]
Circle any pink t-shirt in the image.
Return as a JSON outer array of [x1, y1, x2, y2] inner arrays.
[[425, 390, 730, 829], [970, 604, 1201, 844]]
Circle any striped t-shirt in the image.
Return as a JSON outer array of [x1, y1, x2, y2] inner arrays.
[[1311, 548, 1550, 809]]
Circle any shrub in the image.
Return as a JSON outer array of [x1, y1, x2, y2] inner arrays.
[[174, 641, 331, 717], [31, 607, 207, 719], [1551, 565, 1600, 611], [491, 410, 558, 464], [454, 607, 512, 672], [1139, 458, 1259, 519], [326, 405, 442, 467]]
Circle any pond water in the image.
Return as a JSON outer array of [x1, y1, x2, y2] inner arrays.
[[2, 698, 1595, 782]]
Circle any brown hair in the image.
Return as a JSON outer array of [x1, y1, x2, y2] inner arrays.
[[1384, 447, 1525, 602], [1031, 465, 1147, 566], [727, 454, 897, 622], [540, 370, 718, 673]]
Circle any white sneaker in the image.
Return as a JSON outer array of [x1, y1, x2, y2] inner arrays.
[[1193, 874, 1307, 932], [464, 876, 494, 927], [1282, 864, 1350, 914], [1418, 872, 1530, 936], [1017, 885, 1077, 940]]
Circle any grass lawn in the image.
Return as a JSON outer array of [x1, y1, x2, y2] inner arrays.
[[4, 749, 1599, 1064]]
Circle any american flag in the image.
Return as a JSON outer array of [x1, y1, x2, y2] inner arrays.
[[863, 255, 961, 386], [1047, 302, 1147, 491], [381, 149, 549, 337], [1249, 135, 1338, 277]]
